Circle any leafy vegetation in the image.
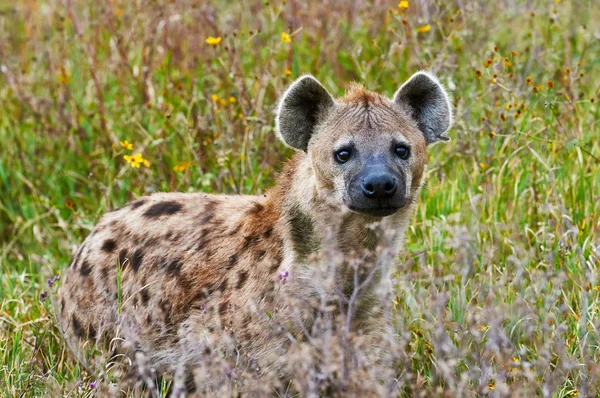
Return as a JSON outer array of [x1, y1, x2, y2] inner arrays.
[[0, 0, 599, 396]]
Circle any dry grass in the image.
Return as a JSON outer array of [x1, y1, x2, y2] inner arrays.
[[0, 0, 599, 396]]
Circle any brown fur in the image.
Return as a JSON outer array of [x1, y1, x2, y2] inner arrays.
[[57, 74, 451, 394]]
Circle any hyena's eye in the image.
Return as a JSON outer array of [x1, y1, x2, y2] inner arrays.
[[335, 148, 352, 164], [394, 144, 410, 160]]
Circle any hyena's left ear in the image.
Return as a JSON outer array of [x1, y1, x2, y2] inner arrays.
[[276, 75, 335, 151], [393, 71, 453, 145]]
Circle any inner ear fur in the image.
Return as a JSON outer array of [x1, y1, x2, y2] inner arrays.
[[276, 75, 335, 151], [393, 71, 453, 145]]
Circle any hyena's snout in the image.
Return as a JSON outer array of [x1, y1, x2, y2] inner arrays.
[[347, 166, 410, 217]]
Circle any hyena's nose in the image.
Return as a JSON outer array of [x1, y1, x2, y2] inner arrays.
[[361, 172, 397, 199]]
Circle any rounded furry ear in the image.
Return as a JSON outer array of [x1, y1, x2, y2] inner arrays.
[[276, 75, 335, 151], [393, 71, 453, 145]]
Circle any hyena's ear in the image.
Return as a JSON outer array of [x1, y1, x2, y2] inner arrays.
[[276, 75, 335, 151], [393, 71, 453, 145]]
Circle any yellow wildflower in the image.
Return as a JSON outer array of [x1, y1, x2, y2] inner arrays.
[[477, 325, 490, 332], [124, 153, 150, 168], [417, 24, 431, 33], [281, 32, 292, 43], [206, 36, 222, 45], [119, 140, 133, 150], [593, 286, 600, 291], [285, 69, 292, 76], [114, 8, 123, 17], [488, 381, 495, 390], [228, 96, 237, 104], [173, 161, 193, 172], [398, 1, 408, 9], [526, 77, 533, 85], [210, 94, 220, 102], [219, 98, 227, 106]]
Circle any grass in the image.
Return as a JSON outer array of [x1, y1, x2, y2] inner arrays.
[[0, 0, 599, 396]]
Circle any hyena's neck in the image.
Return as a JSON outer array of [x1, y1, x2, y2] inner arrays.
[[267, 153, 410, 268]]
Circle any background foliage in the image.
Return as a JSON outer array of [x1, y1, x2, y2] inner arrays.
[[0, 0, 599, 396]]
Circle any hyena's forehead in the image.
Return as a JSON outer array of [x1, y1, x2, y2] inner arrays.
[[322, 85, 424, 145]]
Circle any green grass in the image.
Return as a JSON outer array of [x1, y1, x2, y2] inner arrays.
[[1, 0, 599, 396]]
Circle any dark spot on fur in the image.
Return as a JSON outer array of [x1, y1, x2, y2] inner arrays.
[[264, 227, 273, 239], [143, 201, 182, 218], [101, 239, 117, 253], [165, 258, 183, 276], [131, 249, 144, 272], [131, 199, 146, 209], [219, 300, 229, 318], [118, 249, 128, 267], [72, 315, 84, 338], [242, 234, 259, 251], [145, 314, 152, 325], [254, 250, 267, 261], [159, 299, 175, 329], [100, 266, 109, 281], [289, 206, 319, 261], [196, 229, 211, 251], [132, 296, 138, 307], [79, 260, 91, 277], [227, 255, 237, 270], [60, 298, 66, 312], [200, 213, 214, 224], [248, 202, 264, 215], [185, 371, 198, 393], [204, 200, 217, 212], [140, 288, 150, 306], [236, 271, 249, 289]]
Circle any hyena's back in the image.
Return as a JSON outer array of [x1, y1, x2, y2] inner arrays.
[[58, 191, 284, 371]]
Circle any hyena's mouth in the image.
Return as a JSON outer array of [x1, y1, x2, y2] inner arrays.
[[346, 197, 410, 217], [348, 206, 401, 217]]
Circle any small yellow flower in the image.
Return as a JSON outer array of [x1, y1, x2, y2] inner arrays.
[[479, 162, 488, 169], [526, 77, 533, 85], [281, 32, 292, 43], [124, 153, 150, 168], [285, 69, 292, 76], [487, 381, 495, 390], [114, 8, 123, 17], [210, 94, 220, 102], [219, 98, 227, 106], [206, 36, 222, 45], [417, 24, 431, 33], [228, 96, 237, 104], [119, 140, 133, 150], [398, 1, 409, 9], [173, 161, 193, 172], [569, 390, 579, 397], [478, 325, 490, 332], [593, 286, 600, 291]]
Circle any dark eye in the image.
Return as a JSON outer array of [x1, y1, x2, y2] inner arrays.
[[395, 144, 410, 160], [335, 149, 352, 163]]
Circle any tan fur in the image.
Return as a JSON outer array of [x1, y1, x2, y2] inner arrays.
[[57, 78, 444, 394]]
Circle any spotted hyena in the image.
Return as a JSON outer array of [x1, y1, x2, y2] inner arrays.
[[57, 71, 452, 395]]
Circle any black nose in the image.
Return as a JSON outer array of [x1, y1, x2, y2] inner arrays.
[[361, 172, 397, 199]]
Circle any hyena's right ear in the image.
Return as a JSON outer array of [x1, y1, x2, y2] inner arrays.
[[276, 75, 335, 152]]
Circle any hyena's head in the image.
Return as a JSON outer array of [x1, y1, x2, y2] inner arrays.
[[276, 72, 452, 217]]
